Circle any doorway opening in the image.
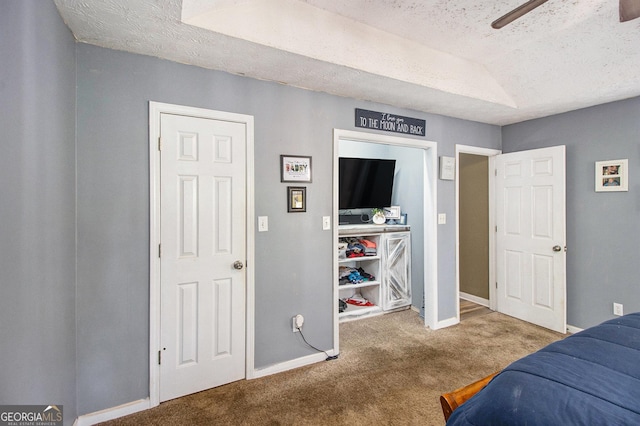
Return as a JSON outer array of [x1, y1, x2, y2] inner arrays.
[[332, 129, 438, 354], [455, 145, 500, 321]]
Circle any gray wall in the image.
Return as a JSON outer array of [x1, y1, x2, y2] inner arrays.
[[433, 119, 502, 320], [0, 2, 77, 424], [3, 0, 502, 418], [502, 97, 640, 329], [74, 43, 500, 413]]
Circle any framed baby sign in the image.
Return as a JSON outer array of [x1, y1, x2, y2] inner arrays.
[[595, 159, 628, 192], [281, 155, 312, 182]]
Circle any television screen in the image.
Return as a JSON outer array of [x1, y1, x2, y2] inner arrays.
[[339, 157, 396, 210]]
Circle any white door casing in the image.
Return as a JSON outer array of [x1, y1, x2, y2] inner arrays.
[[495, 146, 566, 333], [160, 113, 246, 401]]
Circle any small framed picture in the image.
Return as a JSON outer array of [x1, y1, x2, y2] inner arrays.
[[384, 206, 401, 219], [287, 186, 306, 212], [595, 159, 628, 192], [281, 155, 312, 182]]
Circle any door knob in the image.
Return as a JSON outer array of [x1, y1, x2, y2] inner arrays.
[[233, 260, 244, 270], [552, 245, 562, 252]]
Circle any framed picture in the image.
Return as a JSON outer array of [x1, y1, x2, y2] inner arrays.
[[595, 159, 628, 192], [281, 155, 312, 182], [384, 206, 401, 219], [287, 186, 306, 212]]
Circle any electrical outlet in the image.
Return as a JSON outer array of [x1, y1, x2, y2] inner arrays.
[[613, 303, 623, 316], [292, 314, 304, 332]]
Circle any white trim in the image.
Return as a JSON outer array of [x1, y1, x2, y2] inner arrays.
[[566, 324, 583, 334], [455, 145, 501, 322], [252, 350, 337, 379], [333, 129, 438, 339], [433, 316, 459, 330], [75, 399, 150, 426], [460, 292, 489, 307], [148, 102, 256, 405]]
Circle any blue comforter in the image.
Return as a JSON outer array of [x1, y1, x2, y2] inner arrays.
[[447, 313, 640, 425]]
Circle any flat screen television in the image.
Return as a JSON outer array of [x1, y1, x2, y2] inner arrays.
[[339, 157, 396, 210]]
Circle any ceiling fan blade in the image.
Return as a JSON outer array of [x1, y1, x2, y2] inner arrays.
[[620, 0, 640, 22], [491, 0, 549, 29]]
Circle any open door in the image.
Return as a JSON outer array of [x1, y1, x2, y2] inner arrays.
[[495, 146, 566, 333]]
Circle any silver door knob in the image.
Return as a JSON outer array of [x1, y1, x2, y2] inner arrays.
[[233, 260, 244, 270], [552, 245, 562, 252]]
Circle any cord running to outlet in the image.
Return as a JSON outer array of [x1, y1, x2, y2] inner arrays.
[[295, 326, 339, 361]]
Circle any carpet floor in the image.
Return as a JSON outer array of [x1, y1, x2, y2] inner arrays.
[[459, 299, 492, 321], [100, 310, 563, 426]]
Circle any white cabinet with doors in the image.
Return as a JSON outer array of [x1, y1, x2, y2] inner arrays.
[[338, 226, 411, 321]]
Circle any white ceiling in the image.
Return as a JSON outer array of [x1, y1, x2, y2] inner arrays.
[[55, 0, 640, 125]]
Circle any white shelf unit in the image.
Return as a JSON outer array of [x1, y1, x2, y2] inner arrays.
[[338, 226, 411, 321], [338, 240, 383, 319]]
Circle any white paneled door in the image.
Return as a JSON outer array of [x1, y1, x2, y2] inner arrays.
[[495, 146, 566, 333], [159, 113, 246, 402]]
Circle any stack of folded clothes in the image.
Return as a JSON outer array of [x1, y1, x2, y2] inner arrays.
[[344, 292, 374, 307], [337, 241, 347, 259], [359, 238, 377, 256], [338, 266, 375, 285], [340, 237, 377, 258]]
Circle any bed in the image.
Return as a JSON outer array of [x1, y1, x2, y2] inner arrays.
[[441, 312, 640, 425]]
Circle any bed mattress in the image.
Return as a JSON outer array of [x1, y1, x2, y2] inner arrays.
[[447, 312, 640, 425]]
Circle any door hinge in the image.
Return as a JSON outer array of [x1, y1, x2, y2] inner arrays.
[[495, 225, 498, 232], [495, 169, 497, 176], [158, 137, 162, 151], [496, 281, 498, 289], [158, 244, 161, 258]]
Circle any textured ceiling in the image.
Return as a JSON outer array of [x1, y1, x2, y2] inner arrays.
[[55, 0, 640, 125]]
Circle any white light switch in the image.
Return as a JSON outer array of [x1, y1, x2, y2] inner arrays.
[[438, 213, 447, 225], [322, 216, 331, 230], [258, 216, 268, 232]]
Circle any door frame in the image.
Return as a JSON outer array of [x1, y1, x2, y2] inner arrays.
[[332, 129, 438, 353], [149, 101, 255, 407], [455, 145, 501, 320]]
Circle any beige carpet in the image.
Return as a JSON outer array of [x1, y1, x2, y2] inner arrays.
[[101, 310, 562, 426], [459, 299, 492, 321]]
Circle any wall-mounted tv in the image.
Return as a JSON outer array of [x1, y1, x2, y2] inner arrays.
[[339, 157, 396, 210]]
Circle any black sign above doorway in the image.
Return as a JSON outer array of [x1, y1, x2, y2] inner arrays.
[[355, 108, 425, 137]]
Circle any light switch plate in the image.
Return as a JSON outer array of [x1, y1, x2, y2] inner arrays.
[[322, 216, 331, 230], [258, 216, 268, 232], [439, 156, 455, 180], [438, 213, 446, 224]]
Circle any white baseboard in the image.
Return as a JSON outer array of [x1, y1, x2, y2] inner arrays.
[[566, 324, 583, 334], [252, 351, 334, 379], [74, 352, 333, 424], [75, 398, 150, 426], [459, 292, 489, 307]]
